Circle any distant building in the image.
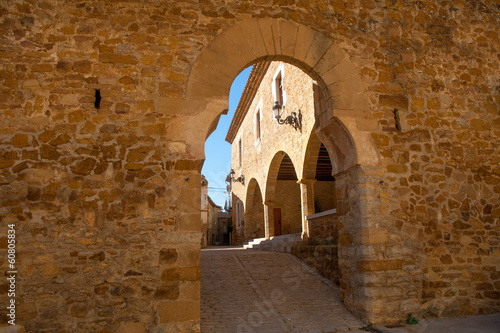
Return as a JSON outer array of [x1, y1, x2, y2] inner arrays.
[[201, 175, 209, 248], [206, 196, 222, 246], [217, 211, 232, 245]]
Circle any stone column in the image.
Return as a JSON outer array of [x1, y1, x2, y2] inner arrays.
[[297, 178, 316, 239], [263, 200, 274, 239]]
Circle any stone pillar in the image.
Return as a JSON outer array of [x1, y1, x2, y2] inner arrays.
[[298, 178, 316, 239], [263, 200, 274, 239]]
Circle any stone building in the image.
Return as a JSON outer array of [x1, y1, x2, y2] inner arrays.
[[216, 211, 232, 246], [227, 61, 338, 246], [201, 175, 209, 248], [0, 0, 498, 331], [206, 196, 222, 246]]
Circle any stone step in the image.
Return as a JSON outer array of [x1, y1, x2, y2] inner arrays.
[[244, 233, 302, 253]]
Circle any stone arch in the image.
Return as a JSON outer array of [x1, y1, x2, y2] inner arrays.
[[265, 151, 301, 236], [183, 18, 376, 165], [244, 178, 265, 241]]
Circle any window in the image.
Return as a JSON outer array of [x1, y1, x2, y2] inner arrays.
[[238, 137, 242, 167], [272, 64, 286, 107], [254, 99, 263, 143], [275, 72, 283, 105], [255, 110, 261, 141]]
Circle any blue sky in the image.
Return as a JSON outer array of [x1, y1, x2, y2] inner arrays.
[[202, 66, 252, 208]]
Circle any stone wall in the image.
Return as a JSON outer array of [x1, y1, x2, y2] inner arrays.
[[0, 0, 498, 329], [292, 245, 340, 286], [0, 1, 206, 330], [307, 212, 339, 243], [314, 181, 336, 212]]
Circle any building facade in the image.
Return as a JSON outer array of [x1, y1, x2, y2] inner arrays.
[[0, 1, 498, 330], [228, 61, 337, 245]]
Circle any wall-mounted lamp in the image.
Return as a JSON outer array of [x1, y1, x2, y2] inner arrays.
[[229, 169, 245, 185], [272, 101, 302, 131]]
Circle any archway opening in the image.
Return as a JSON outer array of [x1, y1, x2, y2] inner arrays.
[[244, 179, 265, 241], [197, 17, 381, 325]]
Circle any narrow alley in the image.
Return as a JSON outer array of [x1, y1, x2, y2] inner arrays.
[[201, 247, 365, 333]]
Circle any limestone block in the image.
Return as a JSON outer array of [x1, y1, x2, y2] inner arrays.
[[192, 47, 241, 83], [278, 19, 299, 58], [238, 20, 268, 60], [31, 63, 53, 72], [70, 303, 88, 318], [379, 94, 409, 110], [98, 53, 138, 65], [294, 24, 315, 63], [158, 97, 185, 116], [328, 89, 370, 110], [304, 31, 333, 69], [60, 94, 80, 105], [179, 281, 201, 300], [204, 30, 253, 75], [22, 79, 40, 88], [218, 23, 258, 63], [178, 213, 202, 232], [357, 260, 403, 272], [322, 58, 360, 86], [11, 133, 29, 148], [185, 79, 229, 102], [117, 322, 145, 333], [356, 118, 378, 132], [258, 18, 278, 55], [188, 62, 234, 96], [159, 248, 178, 265], [176, 244, 201, 267], [356, 229, 389, 244], [158, 300, 200, 323], [161, 267, 200, 282], [312, 44, 346, 80], [154, 283, 180, 300]]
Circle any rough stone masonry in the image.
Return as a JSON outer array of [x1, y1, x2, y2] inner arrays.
[[0, 0, 498, 332]]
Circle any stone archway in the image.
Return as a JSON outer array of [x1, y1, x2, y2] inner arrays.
[[244, 178, 265, 241], [189, 18, 383, 323]]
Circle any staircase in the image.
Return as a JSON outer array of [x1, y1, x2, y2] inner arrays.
[[243, 233, 302, 253]]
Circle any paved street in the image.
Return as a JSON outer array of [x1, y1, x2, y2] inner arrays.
[[201, 247, 365, 333]]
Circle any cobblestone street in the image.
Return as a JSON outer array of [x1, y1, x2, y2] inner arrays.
[[201, 247, 365, 333]]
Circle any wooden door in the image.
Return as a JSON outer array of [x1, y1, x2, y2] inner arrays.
[[273, 208, 282, 236]]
